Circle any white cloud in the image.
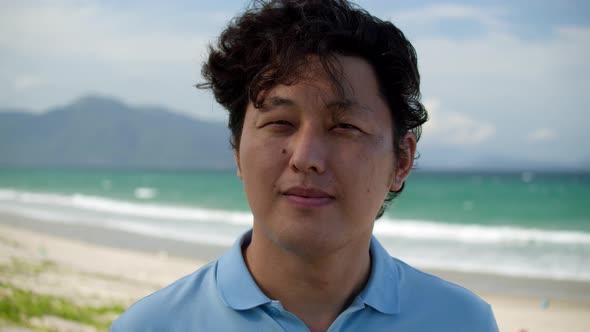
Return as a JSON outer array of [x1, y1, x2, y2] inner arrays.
[[390, 3, 590, 83], [422, 99, 496, 146], [0, 2, 210, 64], [389, 4, 590, 164], [416, 26, 590, 80], [527, 128, 558, 143], [0, 1, 232, 117], [13, 75, 42, 90], [393, 3, 504, 29]]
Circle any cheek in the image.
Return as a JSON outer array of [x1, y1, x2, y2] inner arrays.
[[347, 143, 394, 199], [239, 137, 289, 185]]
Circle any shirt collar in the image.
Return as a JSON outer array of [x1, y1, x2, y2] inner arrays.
[[216, 230, 271, 310], [216, 231, 400, 314], [358, 236, 401, 314]]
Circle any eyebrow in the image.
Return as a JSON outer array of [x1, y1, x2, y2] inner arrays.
[[258, 96, 296, 111], [325, 98, 375, 115], [260, 95, 374, 114]]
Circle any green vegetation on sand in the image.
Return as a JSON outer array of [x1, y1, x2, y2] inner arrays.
[[0, 282, 124, 331]]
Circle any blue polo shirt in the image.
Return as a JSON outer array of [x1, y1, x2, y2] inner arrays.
[[111, 231, 498, 331]]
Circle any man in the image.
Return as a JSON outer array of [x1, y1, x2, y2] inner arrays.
[[111, 0, 499, 331]]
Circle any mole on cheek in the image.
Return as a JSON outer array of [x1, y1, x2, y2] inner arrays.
[[281, 149, 286, 154]]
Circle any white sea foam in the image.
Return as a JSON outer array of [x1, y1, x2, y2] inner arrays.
[[134, 187, 158, 200], [0, 189, 252, 225], [1, 189, 589, 246], [1, 188, 589, 281], [400, 254, 590, 281], [376, 217, 590, 245]]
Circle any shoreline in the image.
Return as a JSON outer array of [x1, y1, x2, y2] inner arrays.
[[0, 211, 228, 263], [2, 211, 590, 331], [1, 211, 589, 302]]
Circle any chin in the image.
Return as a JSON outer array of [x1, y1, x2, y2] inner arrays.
[[273, 226, 349, 257]]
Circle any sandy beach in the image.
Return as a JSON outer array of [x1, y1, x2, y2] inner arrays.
[[1, 212, 589, 331]]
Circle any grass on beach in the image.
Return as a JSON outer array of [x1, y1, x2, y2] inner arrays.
[[0, 257, 125, 332], [0, 281, 124, 331], [0, 223, 206, 331]]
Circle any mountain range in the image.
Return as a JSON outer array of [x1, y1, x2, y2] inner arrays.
[[0, 95, 234, 169]]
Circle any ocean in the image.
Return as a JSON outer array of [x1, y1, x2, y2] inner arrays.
[[1, 168, 589, 282]]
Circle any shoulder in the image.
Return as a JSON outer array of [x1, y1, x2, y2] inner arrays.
[[110, 261, 219, 331], [392, 257, 498, 331], [394, 257, 487, 307]]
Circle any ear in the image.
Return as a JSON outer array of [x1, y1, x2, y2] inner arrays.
[[234, 149, 242, 180], [390, 133, 416, 192]]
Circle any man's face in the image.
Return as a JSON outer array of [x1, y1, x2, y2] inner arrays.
[[236, 55, 409, 256]]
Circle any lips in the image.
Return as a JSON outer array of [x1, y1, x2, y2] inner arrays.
[[282, 186, 334, 207]]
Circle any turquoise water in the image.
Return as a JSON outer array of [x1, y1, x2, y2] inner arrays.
[[0, 169, 248, 210], [1, 169, 587, 231], [394, 171, 590, 232], [1, 168, 589, 281]]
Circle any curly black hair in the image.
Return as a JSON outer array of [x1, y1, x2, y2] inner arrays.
[[198, 0, 428, 219]]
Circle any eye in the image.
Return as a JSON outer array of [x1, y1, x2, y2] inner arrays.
[[269, 120, 292, 126], [334, 123, 361, 131], [261, 120, 294, 131]]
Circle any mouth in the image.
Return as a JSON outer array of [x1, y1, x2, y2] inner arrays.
[[282, 186, 335, 208]]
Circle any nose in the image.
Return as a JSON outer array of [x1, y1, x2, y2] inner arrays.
[[289, 125, 327, 174]]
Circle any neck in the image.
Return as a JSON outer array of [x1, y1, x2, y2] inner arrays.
[[244, 229, 372, 332]]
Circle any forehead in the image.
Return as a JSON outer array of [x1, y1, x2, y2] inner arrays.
[[293, 55, 380, 94], [260, 55, 388, 114]]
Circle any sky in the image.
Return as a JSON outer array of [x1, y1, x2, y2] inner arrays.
[[1, 0, 589, 170]]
